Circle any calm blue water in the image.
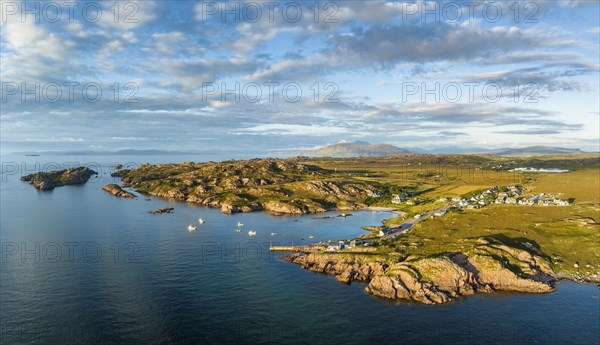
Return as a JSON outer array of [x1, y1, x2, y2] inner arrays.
[[1, 155, 599, 345]]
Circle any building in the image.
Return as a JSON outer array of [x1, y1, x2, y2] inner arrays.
[[391, 194, 406, 204]]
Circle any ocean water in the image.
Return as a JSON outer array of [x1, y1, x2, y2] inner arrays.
[[1, 155, 598, 345]]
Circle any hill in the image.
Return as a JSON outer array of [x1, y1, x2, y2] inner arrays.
[[492, 146, 584, 156], [311, 142, 410, 157]]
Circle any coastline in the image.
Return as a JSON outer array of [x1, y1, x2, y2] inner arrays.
[[109, 159, 600, 303]]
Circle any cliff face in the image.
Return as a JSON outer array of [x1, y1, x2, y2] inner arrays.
[[283, 239, 557, 304], [115, 159, 375, 214], [21, 167, 97, 190]]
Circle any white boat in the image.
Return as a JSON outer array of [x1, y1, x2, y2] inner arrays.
[[237, 222, 244, 227], [198, 218, 205, 224], [187, 224, 197, 231], [271, 232, 277, 236], [248, 230, 256, 236]]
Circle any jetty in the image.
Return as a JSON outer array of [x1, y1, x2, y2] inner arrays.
[[269, 246, 321, 252]]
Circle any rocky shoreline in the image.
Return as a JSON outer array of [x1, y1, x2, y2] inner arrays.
[[283, 238, 562, 304], [557, 272, 600, 287], [21, 167, 97, 190]]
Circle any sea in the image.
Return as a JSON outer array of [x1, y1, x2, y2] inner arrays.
[[1, 154, 598, 345]]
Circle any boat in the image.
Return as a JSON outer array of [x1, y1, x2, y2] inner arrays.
[[235, 229, 242, 233], [271, 232, 277, 236], [248, 230, 256, 236], [237, 222, 244, 227], [309, 235, 314, 239], [187, 224, 197, 231], [198, 218, 205, 224]]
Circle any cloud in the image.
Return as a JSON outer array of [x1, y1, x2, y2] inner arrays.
[[438, 131, 468, 136], [247, 22, 578, 82], [464, 62, 599, 92], [494, 129, 563, 135], [1, 1, 598, 153], [233, 123, 350, 136]]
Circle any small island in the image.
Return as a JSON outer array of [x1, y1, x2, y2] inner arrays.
[[21, 167, 97, 190], [102, 184, 136, 198], [148, 206, 174, 214]]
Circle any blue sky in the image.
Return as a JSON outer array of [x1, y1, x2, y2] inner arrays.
[[1, 0, 599, 153]]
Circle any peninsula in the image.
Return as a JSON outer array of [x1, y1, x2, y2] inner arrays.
[[113, 158, 377, 214]]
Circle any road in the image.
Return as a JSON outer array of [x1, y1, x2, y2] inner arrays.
[[382, 206, 448, 239]]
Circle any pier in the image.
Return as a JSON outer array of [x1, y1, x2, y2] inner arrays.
[[269, 245, 321, 252]]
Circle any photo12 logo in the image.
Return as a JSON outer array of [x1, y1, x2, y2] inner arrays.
[[1, 1, 139, 24], [1, 81, 140, 103], [1, 241, 140, 264], [400, 82, 540, 104], [0, 161, 141, 183], [197, 1, 339, 24], [201, 81, 339, 104], [398, 1, 540, 24]]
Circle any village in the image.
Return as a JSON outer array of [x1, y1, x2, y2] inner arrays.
[[317, 185, 573, 252], [392, 185, 571, 211]]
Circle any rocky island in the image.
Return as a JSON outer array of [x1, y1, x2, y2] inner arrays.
[[102, 184, 136, 198], [21, 167, 97, 190], [148, 206, 174, 214]]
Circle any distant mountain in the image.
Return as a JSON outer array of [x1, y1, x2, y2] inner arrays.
[[402, 146, 494, 154], [311, 142, 411, 157], [490, 146, 584, 156], [397, 146, 587, 156]]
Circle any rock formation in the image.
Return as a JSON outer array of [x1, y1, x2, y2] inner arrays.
[[148, 206, 174, 214], [102, 184, 136, 198], [283, 239, 557, 304], [21, 167, 97, 190]]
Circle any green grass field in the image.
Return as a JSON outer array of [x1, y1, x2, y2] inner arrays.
[[305, 154, 600, 277]]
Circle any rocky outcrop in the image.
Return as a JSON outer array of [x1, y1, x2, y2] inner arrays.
[[263, 200, 327, 215], [284, 239, 557, 304], [283, 252, 387, 284], [21, 167, 97, 190], [220, 203, 263, 214], [148, 206, 174, 214], [102, 184, 136, 198]]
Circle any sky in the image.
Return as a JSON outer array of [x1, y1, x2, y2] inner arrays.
[[1, 0, 599, 154]]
